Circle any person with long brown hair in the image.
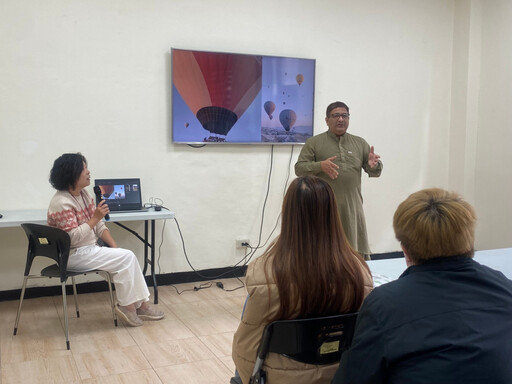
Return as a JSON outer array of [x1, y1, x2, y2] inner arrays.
[[232, 175, 373, 384]]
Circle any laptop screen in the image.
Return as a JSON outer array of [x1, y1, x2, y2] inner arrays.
[[94, 178, 144, 212]]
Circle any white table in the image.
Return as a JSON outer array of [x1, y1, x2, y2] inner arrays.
[[368, 248, 512, 285], [0, 208, 175, 303]]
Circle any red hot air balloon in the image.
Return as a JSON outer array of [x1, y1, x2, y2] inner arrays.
[[296, 74, 304, 86], [172, 50, 262, 139], [264, 101, 275, 120], [279, 109, 297, 132]]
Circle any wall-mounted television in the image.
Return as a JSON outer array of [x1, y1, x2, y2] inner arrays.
[[171, 48, 315, 144]]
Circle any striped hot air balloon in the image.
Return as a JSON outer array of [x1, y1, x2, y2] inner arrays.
[[172, 49, 262, 139]]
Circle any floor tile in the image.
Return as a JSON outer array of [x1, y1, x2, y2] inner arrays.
[[169, 299, 231, 321], [139, 337, 215, 368], [73, 345, 152, 380], [2, 355, 81, 384], [155, 358, 232, 384], [81, 369, 163, 383], [179, 313, 240, 337], [198, 332, 234, 358]]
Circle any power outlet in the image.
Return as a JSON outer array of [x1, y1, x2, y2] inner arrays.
[[236, 239, 250, 248]]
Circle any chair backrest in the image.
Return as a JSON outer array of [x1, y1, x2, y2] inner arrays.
[[257, 313, 358, 365], [21, 223, 71, 283]]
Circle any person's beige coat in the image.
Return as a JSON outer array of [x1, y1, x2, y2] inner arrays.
[[232, 253, 373, 384]]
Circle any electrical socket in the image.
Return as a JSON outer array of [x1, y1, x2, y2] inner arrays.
[[236, 239, 250, 248]]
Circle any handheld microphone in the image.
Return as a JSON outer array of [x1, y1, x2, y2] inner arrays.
[[93, 186, 110, 221]]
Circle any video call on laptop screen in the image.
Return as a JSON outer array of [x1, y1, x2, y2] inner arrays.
[[94, 178, 143, 211]]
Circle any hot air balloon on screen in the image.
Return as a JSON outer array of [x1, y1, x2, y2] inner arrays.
[[172, 50, 262, 140], [296, 74, 304, 86], [264, 101, 275, 120], [279, 109, 297, 132], [185, 122, 189, 128]]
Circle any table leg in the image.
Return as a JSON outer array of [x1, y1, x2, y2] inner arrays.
[[151, 220, 158, 304], [143, 221, 149, 275]]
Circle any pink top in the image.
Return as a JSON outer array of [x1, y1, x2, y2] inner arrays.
[[47, 189, 108, 252]]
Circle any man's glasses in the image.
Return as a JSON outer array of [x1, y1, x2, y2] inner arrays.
[[330, 113, 350, 120]]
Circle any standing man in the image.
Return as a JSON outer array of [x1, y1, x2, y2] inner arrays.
[[295, 101, 382, 257]]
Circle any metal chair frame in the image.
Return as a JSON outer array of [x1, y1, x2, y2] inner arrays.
[[13, 223, 118, 350]]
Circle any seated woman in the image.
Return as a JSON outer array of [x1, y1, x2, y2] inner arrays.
[[47, 153, 164, 327], [232, 176, 373, 384]]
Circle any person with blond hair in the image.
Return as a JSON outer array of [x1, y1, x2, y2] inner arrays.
[[332, 188, 512, 384], [232, 176, 373, 384]]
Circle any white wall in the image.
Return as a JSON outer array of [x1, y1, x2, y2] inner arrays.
[[0, 0, 509, 291], [474, 0, 512, 250]]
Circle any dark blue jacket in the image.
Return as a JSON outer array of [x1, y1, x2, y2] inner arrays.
[[332, 256, 512, 384]]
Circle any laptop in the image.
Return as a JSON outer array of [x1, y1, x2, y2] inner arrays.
[[94, 178, 148, 213]]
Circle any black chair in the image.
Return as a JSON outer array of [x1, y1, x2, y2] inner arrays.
[[13, 223, 118, 350], [231, 312, 358, 384]]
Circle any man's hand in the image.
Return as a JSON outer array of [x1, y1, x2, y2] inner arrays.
[[368, 146, 381, 168], [321, 156, 339, 179]]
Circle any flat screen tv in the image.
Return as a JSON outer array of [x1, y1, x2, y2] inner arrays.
[[171, 48, 315, 144]]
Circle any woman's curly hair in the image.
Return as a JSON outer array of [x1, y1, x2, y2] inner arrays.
[[49, 153, 87, 191]]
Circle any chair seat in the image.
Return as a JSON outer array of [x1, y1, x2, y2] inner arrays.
[[40, 264, 103, 279]]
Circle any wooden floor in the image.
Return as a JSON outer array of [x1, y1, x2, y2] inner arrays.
[[0, 278, 246, 383]]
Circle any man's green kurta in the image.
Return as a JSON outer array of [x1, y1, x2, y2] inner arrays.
[[295, 130, 382, 255]]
